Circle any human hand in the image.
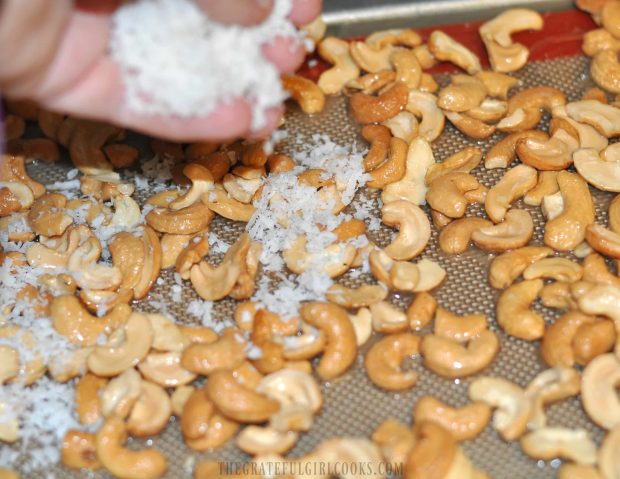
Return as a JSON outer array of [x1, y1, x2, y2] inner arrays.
[[0, 0, 321, 141]]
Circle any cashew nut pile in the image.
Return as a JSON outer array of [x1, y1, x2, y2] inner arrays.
[[4, 3, 620, 479]]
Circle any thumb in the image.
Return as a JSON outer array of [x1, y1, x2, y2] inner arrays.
[[196, 0, 274, 26]]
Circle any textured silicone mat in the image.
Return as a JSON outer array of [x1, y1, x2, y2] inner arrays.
[[15, 53, 617, 478]]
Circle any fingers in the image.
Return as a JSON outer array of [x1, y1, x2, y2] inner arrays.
[[246, 107, 284, 139], [196, 0, 274, 26], [262, 35, 307, 74], [289, 0, 322, 26]]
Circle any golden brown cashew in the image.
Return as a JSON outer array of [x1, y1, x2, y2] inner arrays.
[[138, 352, 196, 388], [586, 224, 620, 258], [27, 193, 73, 237], [67, 238, 123, 291], [381, 200, 431, 260], [479, 9, 544, 72], [169, 164, 213, 211], [488, 246, 553, 289], [485, 130, 548, 169], [438, 75, 487, 112], [235, 426, 298, 455], [75, 373, 107, 425], [299, 302, 357, 380], [425, 146, 482, 185], [0, 152, 45, 198], [366, 137, 408, 189], [497, 279, 545, 340], [469, 376, 532, 440], [471, 209, 534, 252], [582, 353, 620, 430], [382, 137, 436, 205], [87, 312, 154, 377], [583, 26, 620, 55], [524, 171, 559, 205], [404, 420, 457, 479], [520, 428, 597, 465], [96, 417, 167, 479], [366, 28, 422, 48], [361, 125, 390, 171], [523, 257, 583, 282], [373, 419, 416, 468], [516, 129, 580, 170], [426, 172, 481, 219], [350, 81, 409, 124], [407, 292, 437, 331], [326, 284, 388, 308], [566, 100, 620, 137], [405, 90, 446, 142], [181, 328, 246, 375], [541, 311, 597, 367], [611, 194, 620, 233], [391, 48, 423, 89], [574, 147, 620, 192], [485, 164, 537, 223], [444, 111, 497, 140], [382, 111, 419, 143], [26, 225, 91, 270], [467, 98, 508, 122], [61, 430, 101, 470], [420, 330, 499, 378], [281, 74, 326, 114], [591, 49, 620, 94], [126, 381, 172, 437], [557, 464, 602, 479], [347, 70, 396, 95], [599, 425, 620, 479], [573, 319, 616, 366], [413, 396, 491, 441], [283, 235, 356, 278], [428, 31, 482, 74], [146, 201, 214, 235], [365, 333, 420, 391], [349, 41, 393, 73], [475, 71, 520, 100], [438, 216, 493, 255], [206, 369, 280, 423], [434, 308, 488, 342], [369, 300, 408, 335]]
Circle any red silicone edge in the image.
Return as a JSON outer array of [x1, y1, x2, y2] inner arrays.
[[297, 9, 597, 80]]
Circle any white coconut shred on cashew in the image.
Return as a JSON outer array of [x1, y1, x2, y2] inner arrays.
[[109, 0, 299, 129]]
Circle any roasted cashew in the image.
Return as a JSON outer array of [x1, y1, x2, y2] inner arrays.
[[467, 98, 508, 122], [426, 172, 481, 219], [472, 208, 534, 252], [381, 200, 431, 260], [520, 427, 597, 465], [203, 183, 256, 221], [281, 74, 326, 114], [582, 353, 620, 430], [27, 193, 73, 237], [574, 146, 620, 192], [299, 302, 357, 380], [434, 308, 488, 342], [497, 279, 544, 340], [524, 171, 559, 206], [573, 319, 616, 366], [407, 292, 437, 331], [0, 152, 45, 198], [146, 201, 214, 234], [438, 75, 487, 112], [566, 100, 620, 137], [444, 110, 497, 140], [75, 373, 107, 425], [206, 369, 279, 423], [87, 312, 153, 377], [485, 130, 548, 169], [413, 396, 491, 441], [591, 49, 620, 94], [391, 48, 422, 89], [372, 419, 416, 468], [365, 333, 420, 391], [0, 182, 33, 214], [438, 216, 492, 255], [26, 224, 91, 270], [61, 430, 101, 471], [236, 426, 298, 455], [517, 129, 580, 170], [169, 164, 213, 210], [349, 41, 393, 73], [428, 31, 481, 74], [541, 311, 597, 367], [382, 137, 435, 205], [382, 111, 419, 143], [404, 420, 458, 479], [599, 425, 620, 479], [421, 330, 499, 378], [557, 464, 602, 479], [523, 257, 583, 283], [586, 224, 620, 258], [223, 166, 264, 205], [366, 28, 423, 49], [318, 38, 361, 94], [370, 301, 409, 333], [486, 164, 537, 223], [425, 146, 482, 185], [350, 81, 409, 124], [479, 9, 544, 72], [181, 328, 246, 375], [405, 90, 446, 142], [138, 352, 196, 388], [347, 70, 396, 95], [583, 28, 620, 57], [67, 237, 123, 291], [96, 417, 167, 479], [326, 283, 387, 308], [283, 235, 356, 278], [365, 137, 408, 189]]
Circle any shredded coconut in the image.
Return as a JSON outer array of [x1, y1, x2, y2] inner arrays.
[[110, 0, 298, 129]]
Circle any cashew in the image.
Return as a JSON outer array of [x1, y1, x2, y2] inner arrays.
[[391, 48, 422, 89], [471, 209, 534, 252], [497, 279, 544, 340], [413, 258, 447, 292], [347, 70, 396, 95], [574, 147, 620, 192], [405, 90, 446, 142], [138, 352, 196, 388], [349, 41, 393, 73], [421, 329, 499, 378], [0, 182, 33, 213], [26, 224, 91, 270], [591, 49, 620, 94], [425, 146, 482, 185], [573, 319, 616, 366], [326, 283, 387, 308], [206, 369, 279, 423], [87, 312, 153, 377], [407, 292, 437, 331], [370, 301, 409, 333], [61, 430, 101, 470], [366, 28, 423, 49], [0, 327, 45, 385], [583, 28, 620, 57], [126, 381, 172, 437], [438, 75, 487, 112], [372, 419, 416, 468], [427, 172, 481, 219], [0, 346, 19, 385], [283, 235, 356, 278], [350, 81, 409, 124], [181, 328, 246, 375], [523, 258, 583, 284], [236, 426, 298, 455], [434, 308, 488, 342], [51, 295, 131, 346], [558, 464, 602, 479], [96, 417, 167, 479], [582, 353, 620, 429], [381, 200, 431, 260], [517, 129, 580, 170], [566, 100, 620, 137], [428, 31, 481, 74], [67, 237, 123, 291], [300, 15, 326, 43], [599, 425, 620, 479], [404, 421, 457, 479], [169, 164, 213, 211], [27, 193, 73, 237], [586, 224, 620, 258], [74, 373, 107, 425], [438, 217, 493, 255], [486, 164, 537, 223], [382, 111, 419, 143], [365, 137, 408, 189], [413, 396, 492, 441], [479, 9, 544, 72], [382, 137, 435, 205], [520, 428, 597, 465], [444, 110, 497, 140], [525, 366, 581, 429], [223, 166, 264, 205], [100, 368, 142, 417], [0, 152, 45, 198], [146, 201, 214, 234], [281, 74, 325, 114], [348, 308, 373, 347], [299, 302, 357, 380], [364, 333, 420, 391], [203, 183, 256, 221], [469, 376, 532, 440], [485, 130, 548, 169], [467, 98, 508, 122], [541, 311, 597, 367], [524, 171, 559, 205], [476, 71, 520, 100]]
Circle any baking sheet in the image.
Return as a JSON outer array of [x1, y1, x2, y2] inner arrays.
[[9, 5, 616, 479]]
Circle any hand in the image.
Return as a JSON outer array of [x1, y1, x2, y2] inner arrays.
[[0, 0, 321, 141]]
